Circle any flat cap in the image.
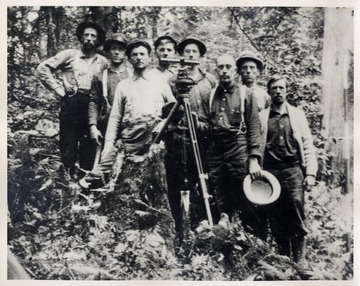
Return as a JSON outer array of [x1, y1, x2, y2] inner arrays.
[[154, 35, 177, 51], [125, 39, 152, 57]]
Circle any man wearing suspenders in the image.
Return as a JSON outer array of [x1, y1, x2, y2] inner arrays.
[[82, 40, 175, 189], [88, 33, 132, 147], [37, 22, 108, 179], [207, 55, 265, 239]]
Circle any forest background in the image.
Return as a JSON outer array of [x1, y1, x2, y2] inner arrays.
[[4, 3, 357, 283]]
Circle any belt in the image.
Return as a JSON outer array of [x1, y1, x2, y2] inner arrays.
[[211, 133, 243, 145], [65, 88, 90, 97], [77, 88, 90, 94], [263, 161, 301, 170]]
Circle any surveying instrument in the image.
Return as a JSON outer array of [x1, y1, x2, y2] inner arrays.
[[153, 58, 214, 239]]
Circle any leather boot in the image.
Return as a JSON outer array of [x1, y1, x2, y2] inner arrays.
[[277, 239, 291, 257], [292, 236, 307, 267]]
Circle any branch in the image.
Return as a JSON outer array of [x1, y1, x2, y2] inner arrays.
[[227, 7, 261, 53], [227, 7, 288, 72]]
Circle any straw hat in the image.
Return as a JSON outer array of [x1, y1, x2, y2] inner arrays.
[[243, 170, 281, 205]]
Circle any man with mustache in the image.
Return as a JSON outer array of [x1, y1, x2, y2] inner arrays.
[[37, 22, 107, 180], [236, 50, 270, 111], [88, 33, 133, 146], [83, 40, 175, 189], [259, 74, 317, 266], [207, 55, 265, 239]]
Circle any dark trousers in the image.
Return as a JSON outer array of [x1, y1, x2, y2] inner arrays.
[[208, 135, 268, 240], [59, 92, 97, 170], [265, 165, 307, 249], [165, 133, 208, 233]]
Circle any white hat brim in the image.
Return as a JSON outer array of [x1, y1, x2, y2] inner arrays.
[[243, 170, 281, 205]]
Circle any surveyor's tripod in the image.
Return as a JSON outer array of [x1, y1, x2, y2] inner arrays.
[[153, 58, 214, 233]]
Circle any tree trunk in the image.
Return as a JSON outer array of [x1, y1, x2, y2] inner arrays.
[[43, 7, 57, 57], [321, 7, 353, 190], [151, 7, 161, 40]]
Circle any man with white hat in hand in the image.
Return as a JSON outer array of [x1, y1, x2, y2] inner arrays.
[[206, 54, 266, 239], [236, 50, 270, 111], [259, 74, 317, 267], [37, 22, 108, 180]]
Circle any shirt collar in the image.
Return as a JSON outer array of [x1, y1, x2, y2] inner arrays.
[[109, 61, 128, 73], [270, 103, 289, 115], [78, 49, 98, 60], [187, 67, 207, 83], [132, 68, 151, 81], [217, 82, 236, 94]]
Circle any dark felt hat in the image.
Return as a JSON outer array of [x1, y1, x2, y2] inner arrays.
[[243, 170, 281, 205], [125, 39, 152, 57], [154, 35, 177, 51], [103, 33, 128, 52], [76, 22, 106, 47], [177, 36, 207, 56], [236, 50, 265, 72]]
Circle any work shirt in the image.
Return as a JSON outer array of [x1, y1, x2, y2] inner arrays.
[[188, 68, 217, 123], [37, 49, 108, 93], [250, 85, 271, 111], [170, 67, 217, 134], [150, 66, 177, 84], [209, 84, 262, 158], [264, 107, 300, 166], [89, 62, 133, 126], [105, 69, 175, 153]]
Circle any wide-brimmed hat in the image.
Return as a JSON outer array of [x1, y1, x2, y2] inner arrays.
[[154, 35, 177, 51], [76, 22, 106, 47], [125, 39, 152, 57], [103, 33, 128, 52], [243, 170, 281, 205], [177, 36, 207, 56], [236, 50, 265, 72]]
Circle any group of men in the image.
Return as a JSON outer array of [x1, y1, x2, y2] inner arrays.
[[37, 22, 317, 268]]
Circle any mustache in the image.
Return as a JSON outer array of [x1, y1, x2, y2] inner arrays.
[[83, 42, 95, 49], [220, 75, 231, 79]]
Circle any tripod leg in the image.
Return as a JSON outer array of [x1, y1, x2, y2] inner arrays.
[[182, 98, 213, 227]]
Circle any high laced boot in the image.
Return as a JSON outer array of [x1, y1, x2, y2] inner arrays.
[[277, 239, 291, 257], [291, 236, 307, 268]]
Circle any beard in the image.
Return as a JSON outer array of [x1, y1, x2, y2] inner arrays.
[[83, 42, 96, 51]]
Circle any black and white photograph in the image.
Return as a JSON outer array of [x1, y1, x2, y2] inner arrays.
[[4, 0, 358, 284]]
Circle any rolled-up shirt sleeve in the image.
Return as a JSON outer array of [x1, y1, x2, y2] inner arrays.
[[162, 82, 176, 104], [36, 49, 76, 91]]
